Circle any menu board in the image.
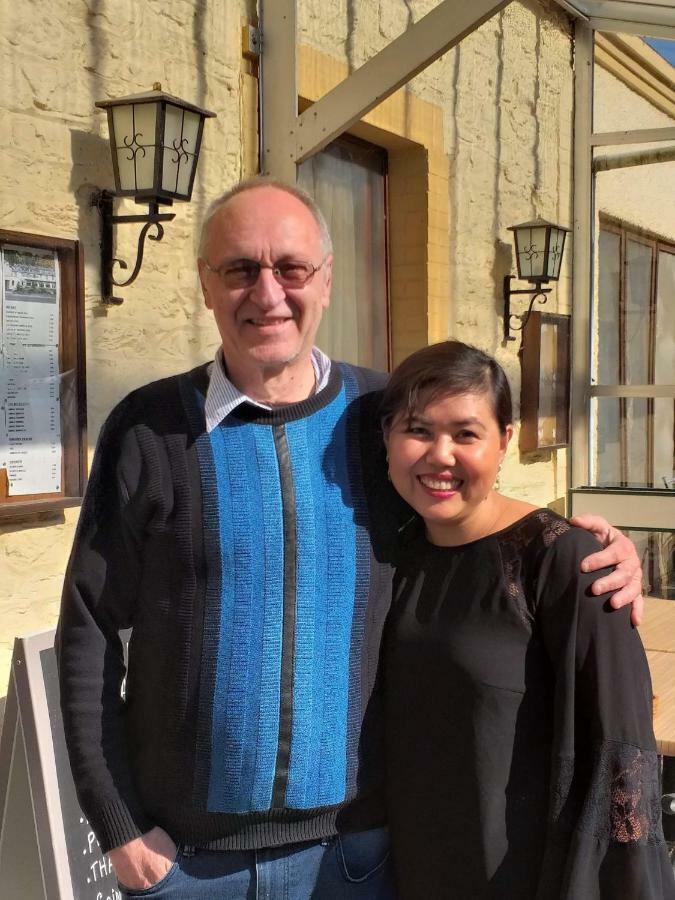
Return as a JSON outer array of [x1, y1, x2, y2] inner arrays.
[[0, 631, 122, 899], [1, 245, 63, 496]]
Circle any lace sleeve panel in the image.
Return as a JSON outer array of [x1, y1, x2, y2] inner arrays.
[[496, 509, 571, 626], [551, 741, 665, 846]]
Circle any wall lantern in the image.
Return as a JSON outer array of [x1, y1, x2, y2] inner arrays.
[[503, 218, 570, 342], [92, 85, 215, 305]]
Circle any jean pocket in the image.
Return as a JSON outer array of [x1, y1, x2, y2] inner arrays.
[[118, 848, 183, 896], [336, 827, 391, 884]]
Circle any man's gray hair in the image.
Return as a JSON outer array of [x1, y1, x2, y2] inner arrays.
[[198, 176, 334, 260]]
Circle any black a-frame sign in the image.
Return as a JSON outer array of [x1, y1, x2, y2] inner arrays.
[[0, 631, 120, 899]]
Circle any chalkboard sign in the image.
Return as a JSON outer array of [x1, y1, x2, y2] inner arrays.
[[0, 630, 120, 899]]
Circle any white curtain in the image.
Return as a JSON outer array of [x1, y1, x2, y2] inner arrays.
[[298, 138, 389, 371]]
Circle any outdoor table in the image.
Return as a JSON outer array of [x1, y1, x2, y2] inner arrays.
[[639, 597, 675, 861], [640, 597, 675, 758]]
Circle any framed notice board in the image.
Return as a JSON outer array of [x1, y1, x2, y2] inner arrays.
[[0, 230, 87, 518], [0, 631, 120, 899], [519, 311, 570, 452]]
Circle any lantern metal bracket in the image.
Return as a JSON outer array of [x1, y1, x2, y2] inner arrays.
[[92, 190, 176, 305], [503, 275, 552, 343]]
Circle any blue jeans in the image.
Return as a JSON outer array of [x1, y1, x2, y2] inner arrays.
[[118, 827, 395, 899]]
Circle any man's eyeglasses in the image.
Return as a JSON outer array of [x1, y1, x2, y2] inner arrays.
[[203, 258, 326, 289]]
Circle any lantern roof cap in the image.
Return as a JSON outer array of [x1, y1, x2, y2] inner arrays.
[[508, 217, 570, 232], [95, 89, 216, 118]]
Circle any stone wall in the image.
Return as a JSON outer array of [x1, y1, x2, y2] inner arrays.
[[0, 0, 576, 695], [299, 0, 575, 504], [0, 0, 250, 692]]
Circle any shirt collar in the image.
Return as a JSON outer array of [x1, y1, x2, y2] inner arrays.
[[204, 347, 332, 432]]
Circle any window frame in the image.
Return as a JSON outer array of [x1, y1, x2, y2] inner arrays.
[[570, 19, 675, 533], [595, 217, 675, 487]]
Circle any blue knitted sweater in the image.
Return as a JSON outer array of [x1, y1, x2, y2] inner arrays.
[[56, 361, 404, 853]]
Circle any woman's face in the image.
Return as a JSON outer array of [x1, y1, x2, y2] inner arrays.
[[385, 390, 512, 544]]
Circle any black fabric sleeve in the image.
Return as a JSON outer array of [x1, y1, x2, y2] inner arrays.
[[55, 398, 155, 852], [534, 526, 675, 900]]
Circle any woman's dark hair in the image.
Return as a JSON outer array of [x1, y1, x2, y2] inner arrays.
[[380, 340, 513, 435]]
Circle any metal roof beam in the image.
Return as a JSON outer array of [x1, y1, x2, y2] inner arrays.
[[554, 0, 590, 20], [586, 0, 675, 28], [293, 0, 510, 164], [588, 17, 675, 38], [593, 144, 675, 169], [260, 0, 298, 181], [591, 125, 675, 145], [555, 0, 675, 31]]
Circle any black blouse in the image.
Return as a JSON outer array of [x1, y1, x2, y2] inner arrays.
[[383, 509, 674, 899]]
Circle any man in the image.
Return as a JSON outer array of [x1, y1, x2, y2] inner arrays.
[[57, 178, 642, 897]]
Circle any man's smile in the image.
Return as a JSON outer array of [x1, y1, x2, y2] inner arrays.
[[245, 315, 294, 328]]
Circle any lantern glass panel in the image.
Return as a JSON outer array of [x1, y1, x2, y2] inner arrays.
[[161, 105, 200, 198], [547, 228, 565, 279], [111, 105, 136, 191], [177, 110, 200, 195], [132, 102, 158, 190], [516, 226, 547, 279]]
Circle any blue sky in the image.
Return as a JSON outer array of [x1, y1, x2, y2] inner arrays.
[[644, 38, 675, 68]]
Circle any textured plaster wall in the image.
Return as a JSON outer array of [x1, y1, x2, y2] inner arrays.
[[299, 0, 575, 506], [0, 0, 251, 694], [0, 0, 576, 696]]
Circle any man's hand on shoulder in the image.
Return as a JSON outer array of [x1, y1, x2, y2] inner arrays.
[[108, 826, 177, 890], [570, 514, 644, 626]]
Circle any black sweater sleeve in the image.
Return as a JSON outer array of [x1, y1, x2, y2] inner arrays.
[[55, 398, 156, 852], [534, 526, 675, 900]]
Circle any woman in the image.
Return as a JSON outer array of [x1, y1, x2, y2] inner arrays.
[[380, 340, 674, 899]]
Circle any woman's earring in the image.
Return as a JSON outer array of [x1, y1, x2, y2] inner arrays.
[[495, 461, 503, 490]]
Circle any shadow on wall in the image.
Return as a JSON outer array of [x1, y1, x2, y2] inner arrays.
[[190, 0, 211, 336], [69, 0, 111, 313], [493, 237, 513, 340], [0, 512, 66, 536], [346, 0, 357, 74], [69, 129, 111, 315], [491, 12, 505, 244]]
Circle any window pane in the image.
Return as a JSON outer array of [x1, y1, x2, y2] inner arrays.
[[654, 397, 675, 490], [656, 249, 675, 385], [624, 397, 650, 486], [298, 138, 389, 371], [624, 239, 652, 385], [594, 226, 675, 386], [592, 397, 621, 486], [625, 530, 675, 600], [594, 229, 620, 384], [591, 396, 674, 488]]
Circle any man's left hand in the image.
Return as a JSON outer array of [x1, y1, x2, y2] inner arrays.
[[570, 514, 644, 626]]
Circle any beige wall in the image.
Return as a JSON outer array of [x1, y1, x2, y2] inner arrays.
[[0, 0, 577, 695], [0, 0, 251, 692], [300, 0, 575, 505]]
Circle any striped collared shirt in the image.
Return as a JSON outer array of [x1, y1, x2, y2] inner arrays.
[[204, 347, 332, 433]]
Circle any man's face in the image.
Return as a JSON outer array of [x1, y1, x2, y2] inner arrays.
[[198, 186, 332, 386]]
